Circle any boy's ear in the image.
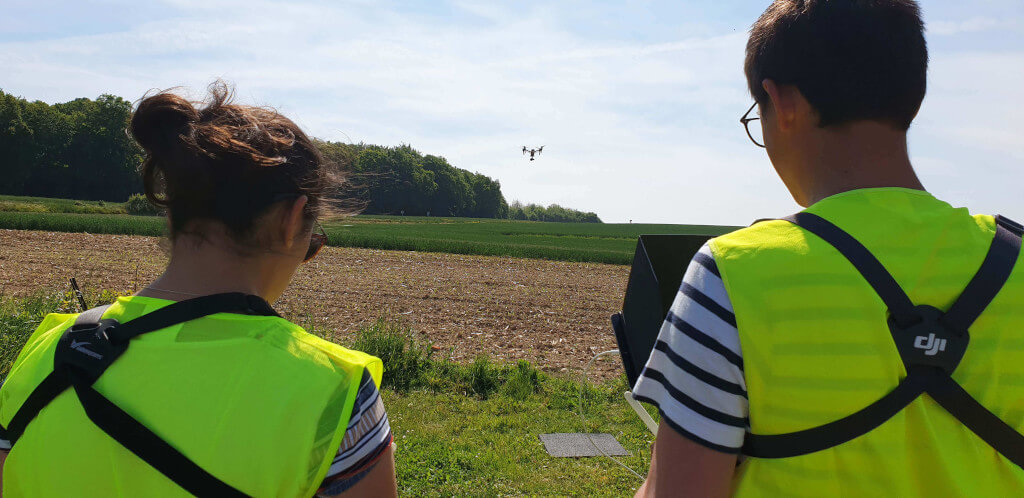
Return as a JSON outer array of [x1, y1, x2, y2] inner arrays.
[[763, 79, 817, 130], [762, 79, 800, 131]]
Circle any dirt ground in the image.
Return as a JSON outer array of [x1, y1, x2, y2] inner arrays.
[[0, 230, 631, 379]]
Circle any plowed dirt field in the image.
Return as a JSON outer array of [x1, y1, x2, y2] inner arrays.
[[0, 230, 631, 379]]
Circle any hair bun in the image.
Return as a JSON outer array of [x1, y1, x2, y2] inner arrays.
[[129, 91, 200, 155]]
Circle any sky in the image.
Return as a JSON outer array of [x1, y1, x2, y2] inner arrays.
[[1, 0, 1022, 224]]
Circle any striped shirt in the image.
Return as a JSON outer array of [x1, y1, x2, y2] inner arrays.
[[631, 243, 749, 453], [317, 369, 393, 496]]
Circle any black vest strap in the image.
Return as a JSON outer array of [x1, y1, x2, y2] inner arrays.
[[0, 293, 277, 497], [106, 293, 278, 345], [941, 223, 1021, 332], [2, 370, 70, 443], [72, 377, 248, 497], [780, 213, 918, 327], [743, 213, 1024, 465], [742, 368, 930, 457], [926, 374, 1024, 467]]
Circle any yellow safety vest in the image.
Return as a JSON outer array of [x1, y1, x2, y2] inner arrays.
[[709, 188, 1024, 496], [0, 294, 382, 497]]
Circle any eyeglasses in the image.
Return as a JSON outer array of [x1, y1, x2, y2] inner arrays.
[[740, 102, 766, 148], [304, 219, 327, 262]]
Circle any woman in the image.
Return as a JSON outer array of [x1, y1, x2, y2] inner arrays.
[[0, 83, 397, 497]]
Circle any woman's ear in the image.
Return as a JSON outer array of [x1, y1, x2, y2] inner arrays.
[[281, 195, 309, 251]]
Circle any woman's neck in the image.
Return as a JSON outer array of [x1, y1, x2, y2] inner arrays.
[[135, 236, 280, 301]]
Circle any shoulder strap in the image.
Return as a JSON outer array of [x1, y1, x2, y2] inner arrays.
[[742, 368, 930, 457], [2, 293, 275, 497], [780, 213, 917, 327], [72, 379, 249, 497], [1, 370, 69, 443], [744, 212, 1024, 465], [941, 221, 1021, 332], [928, 374, 1024, 467], [76, 304, 112, 326], [105, 293, 278, 345], [2, 304, 112, 443]]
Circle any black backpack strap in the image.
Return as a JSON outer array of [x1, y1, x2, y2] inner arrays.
[[743, 368, 930, 457], [2, 304, 112, 443], [997, 215, 1024, 236], [744, 212, 1024, 465], [105, 293, 278, 345], [76, 304, 113, 327], [780, 213, 918, 327], [927, 374, 1024, 468], [2, 370, 70, 443], [2, 293, 276, 496], [921, 217, 1024, 467], [72, 378, 248, 497], [941, 221, 1021, 332], [743, 213, 926, 456]]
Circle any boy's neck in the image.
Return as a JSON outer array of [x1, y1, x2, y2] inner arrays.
[[795, 121, 925, 207]]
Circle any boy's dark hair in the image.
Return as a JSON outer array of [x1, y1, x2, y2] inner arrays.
[[745, 0, 927, 130]]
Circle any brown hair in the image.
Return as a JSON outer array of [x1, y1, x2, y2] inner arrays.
[[745, 0, 928, 130], [129, 82, 341, 243]]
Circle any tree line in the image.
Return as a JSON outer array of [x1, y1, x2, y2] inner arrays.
[[507, 201, 602, 223], [0, 90, 601, 223]]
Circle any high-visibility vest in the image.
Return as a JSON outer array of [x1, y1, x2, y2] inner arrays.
[[708, 188, 1024, 496], [0, 294, 382, 497]]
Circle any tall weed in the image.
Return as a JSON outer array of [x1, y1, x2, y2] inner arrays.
[[352, 317, 433, 392]]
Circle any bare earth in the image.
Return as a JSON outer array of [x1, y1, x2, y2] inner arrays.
[[0, 230, 630, 379]]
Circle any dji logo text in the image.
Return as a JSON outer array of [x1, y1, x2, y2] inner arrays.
[[914, 333, 946, 357]]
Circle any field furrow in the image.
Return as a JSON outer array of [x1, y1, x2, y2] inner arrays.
[[0, 229, 631, 378]]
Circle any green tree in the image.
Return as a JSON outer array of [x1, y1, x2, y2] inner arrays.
[[0, 90, 599, 222], [56, 95, 141, 201], [423, 155, 473, 216], [0, 93, 39, 194]]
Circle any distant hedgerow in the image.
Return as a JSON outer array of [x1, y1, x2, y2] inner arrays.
[[124, 194, 162, 216]]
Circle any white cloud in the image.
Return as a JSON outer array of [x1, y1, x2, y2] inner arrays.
[[929, 17, 1018, 36]]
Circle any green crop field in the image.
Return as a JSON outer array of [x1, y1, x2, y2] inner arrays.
[[0, 195, 739, 265]]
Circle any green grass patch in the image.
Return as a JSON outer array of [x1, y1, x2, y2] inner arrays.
[[384, 383, 651, 496], [1, 292, 655, 496], [348, 318, 544, 400], [352, 317, 434, 392], [0, 194, 127, 215]]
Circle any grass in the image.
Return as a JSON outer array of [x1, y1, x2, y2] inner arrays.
[[0, 211, 166, 236], [385, 385, 652, 496], [0, 195, 738, 265], [1, 291, 657, 496], [347, 317, 545, 399], [325, 215, 734, 264], [0, 194, 126, 215]]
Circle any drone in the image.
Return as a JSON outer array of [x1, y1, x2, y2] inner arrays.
[[522, 146, 544, 161]]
